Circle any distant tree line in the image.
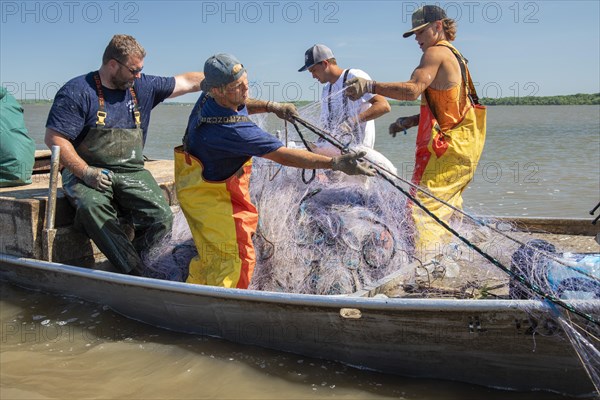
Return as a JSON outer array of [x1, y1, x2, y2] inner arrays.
[[386, 93, 600, 106], [479, 93, 600, 105]]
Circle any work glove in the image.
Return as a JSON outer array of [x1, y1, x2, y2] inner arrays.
[[331, 151, 376, 176], [82, 166, 114, 192], [267, 101, 299, 122], [389, 117, 409, 138], [344, 77, 375, 101]]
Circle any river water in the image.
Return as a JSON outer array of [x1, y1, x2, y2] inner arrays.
[[2, 104, 599, 399]]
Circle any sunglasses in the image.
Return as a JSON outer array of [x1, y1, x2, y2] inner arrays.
[[113, 58, 143, 75]]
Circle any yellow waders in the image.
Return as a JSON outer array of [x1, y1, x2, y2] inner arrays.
[[410, 43, 487, 259], [174, 146, 257, 288]]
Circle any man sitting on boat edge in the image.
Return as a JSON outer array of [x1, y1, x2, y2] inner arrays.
[[44, 34, 204, 277]]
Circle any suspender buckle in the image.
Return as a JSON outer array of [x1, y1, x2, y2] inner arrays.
[[96, 111, 107, 126], [133, 110, 141, 127]]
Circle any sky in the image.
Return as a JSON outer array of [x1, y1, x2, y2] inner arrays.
[[1, 0, 599, 103]]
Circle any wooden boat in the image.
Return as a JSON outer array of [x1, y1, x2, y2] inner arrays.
[[1, 154, 598, 396]]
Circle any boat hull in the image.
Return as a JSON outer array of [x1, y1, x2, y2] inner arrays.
[[1, 254, 597, 396]]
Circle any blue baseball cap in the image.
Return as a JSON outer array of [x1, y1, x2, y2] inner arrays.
[[201, 53, 246, 92]]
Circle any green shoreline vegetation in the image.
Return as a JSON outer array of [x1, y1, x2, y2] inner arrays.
[[18, 93, 599, 106]]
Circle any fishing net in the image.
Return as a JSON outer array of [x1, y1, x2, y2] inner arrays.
[[141, 210, 194, 282], [248, 155, 411, 294], [248, 94, 420, 294], [141, 92, 599, 393]]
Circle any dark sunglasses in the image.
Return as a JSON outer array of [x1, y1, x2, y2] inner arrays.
[[113, 58, 143, 75]]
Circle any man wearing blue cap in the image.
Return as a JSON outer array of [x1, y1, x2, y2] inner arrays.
[[175, 53, 375, 289], [344, 5, 487, 260], [299, 44, 390, 150]]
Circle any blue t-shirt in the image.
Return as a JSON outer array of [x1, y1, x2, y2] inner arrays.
[[186, 93, 283, 181], [46, 72, 175, 146]]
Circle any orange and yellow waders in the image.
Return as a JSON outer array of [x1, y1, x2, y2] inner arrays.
[[174, 146, 257, 288], [410, 42, 487, 259]]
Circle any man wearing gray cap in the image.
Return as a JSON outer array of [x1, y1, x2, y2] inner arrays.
[[344, 5, 487, 260], [175, 53, 375, 289], [299, 44, 390, 150]]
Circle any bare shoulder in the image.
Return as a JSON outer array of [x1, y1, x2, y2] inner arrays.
[[423, 45, 454, 61], [411, 45, 459, 89], [416, 47, 447, 72], [428, 46, 461, 88]]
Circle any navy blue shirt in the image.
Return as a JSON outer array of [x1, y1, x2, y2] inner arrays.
[[46, 72, 175, 145], [186, 93, 283, 181]]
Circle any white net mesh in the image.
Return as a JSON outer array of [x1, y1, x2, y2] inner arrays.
[[140, 97, 599, 394], [248, 155, 411, 294]]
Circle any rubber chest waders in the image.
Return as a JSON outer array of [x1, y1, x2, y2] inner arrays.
[[61, 73, 172, 273], [176, 95, 256, 288], [411, 43, 487, 258]]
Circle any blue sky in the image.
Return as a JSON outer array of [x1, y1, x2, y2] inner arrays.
[[1, 0, 599, 103]]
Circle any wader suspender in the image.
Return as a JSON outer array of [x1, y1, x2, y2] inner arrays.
[[440, 45, 480, 106], [423, 46, 481, 131], [326, 69, 351, 131], [93, 73, 141, 128], [182, 94, 252, 151]]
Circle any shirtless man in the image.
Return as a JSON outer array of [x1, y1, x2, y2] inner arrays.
[[345, 5, 487, 258]]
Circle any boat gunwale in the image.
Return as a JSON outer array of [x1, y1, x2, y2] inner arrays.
[[2, 253, 598, 314]]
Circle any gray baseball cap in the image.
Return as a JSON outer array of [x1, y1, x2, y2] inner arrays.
[[403, 5, 447, 38], [298, 44, 334, 72], [201, 53, 246, 92]]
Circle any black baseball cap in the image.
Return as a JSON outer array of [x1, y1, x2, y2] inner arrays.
[[403, 5, 448, 38]]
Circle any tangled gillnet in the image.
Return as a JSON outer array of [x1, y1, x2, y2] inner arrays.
[[139, 95, 599, 394], [141, 210, 195, 282], [248, 154, 412, 294]]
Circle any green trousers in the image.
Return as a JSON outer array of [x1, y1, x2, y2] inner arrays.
[[62, 168, 173, 274]]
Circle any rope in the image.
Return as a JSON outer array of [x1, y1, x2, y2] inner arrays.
[[293, 116, 599, 282], [290, 115, 599, 326]]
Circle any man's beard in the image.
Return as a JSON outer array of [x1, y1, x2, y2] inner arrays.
[[111, 76, 134, 90]]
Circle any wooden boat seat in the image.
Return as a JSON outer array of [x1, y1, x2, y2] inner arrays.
[[0, 157, 176, 266]]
